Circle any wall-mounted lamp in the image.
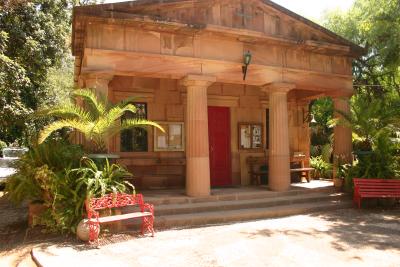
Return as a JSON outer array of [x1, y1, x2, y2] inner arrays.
[[242, 51, 252, 81], [303, 109, 317, 124]]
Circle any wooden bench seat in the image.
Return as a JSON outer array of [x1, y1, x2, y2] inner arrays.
[[85, 193, 154, 242], [246, 156, 268, 185], [353, 178, 400, 208], [290, 168, 314, 183], [90, 212, 153, 224]]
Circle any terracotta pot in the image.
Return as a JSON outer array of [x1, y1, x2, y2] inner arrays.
[[28, 202, 47, 226], [333, 177, 344, 189]]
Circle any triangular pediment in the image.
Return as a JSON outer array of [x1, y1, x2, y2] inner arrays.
[[75, 0, 364, 56]]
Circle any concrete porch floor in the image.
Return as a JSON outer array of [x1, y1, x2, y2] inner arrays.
[[141, 180, 334, 205]]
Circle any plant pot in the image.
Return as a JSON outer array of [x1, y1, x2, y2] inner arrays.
[[333, 177, 344, 190], [77, 219, 100, 242], [28, 202, 47, 226], [87, 153, 120, 166]]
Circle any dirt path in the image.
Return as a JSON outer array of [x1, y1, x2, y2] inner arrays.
[[32, 208, 400, 267]]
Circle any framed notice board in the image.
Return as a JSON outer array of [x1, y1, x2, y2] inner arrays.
[[154, 122, 185, 151], [238, 123, 263, 150]]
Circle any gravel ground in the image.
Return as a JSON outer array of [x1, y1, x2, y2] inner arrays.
[[31, 208, 400, 267]]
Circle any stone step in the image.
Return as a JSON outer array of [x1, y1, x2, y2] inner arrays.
[[154, 198, 352, 229], [153, 192, 346, 216], [144, 186, 336, 206]]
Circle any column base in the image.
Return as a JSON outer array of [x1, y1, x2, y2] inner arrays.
[[268, 155, 291, 192], [186, 157, 211, 197]]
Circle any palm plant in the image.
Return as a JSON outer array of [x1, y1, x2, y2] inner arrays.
[[331, 95, 400, 151], [37, 89, 163, 153]]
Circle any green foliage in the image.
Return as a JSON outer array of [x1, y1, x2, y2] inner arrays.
[[38, 157, 134, 233], [0, 1, 71, 145], [37, 89, 164, 153], [71, 158, 134, 198], [310, 156, 332, 179], [0, 0, 101, 145], [5, 139, 84, 205], [332, 95, 400, 151], [5, 138, 135, 233], [310, 98, 334, 161], [323, 0, 400, 98]]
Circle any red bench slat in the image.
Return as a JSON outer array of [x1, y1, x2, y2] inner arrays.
[[92, 212, 153, 224], [353, 178, 400, 209]]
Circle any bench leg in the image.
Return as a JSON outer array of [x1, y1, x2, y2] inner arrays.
[[88, 221, 100, 243], [141, 216, 155, 237]]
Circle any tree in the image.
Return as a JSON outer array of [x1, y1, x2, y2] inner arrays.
[[0, 1, 71, 144], [322, 0, 400, 99], [37, 89, 164, 153], [0, 0, 101, 145]]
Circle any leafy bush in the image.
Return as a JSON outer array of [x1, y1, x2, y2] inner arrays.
[[6, 139, 135, 233], [38, 158, 134, 233], [310, 156, 332, 179], [5, 139, 83, 204]]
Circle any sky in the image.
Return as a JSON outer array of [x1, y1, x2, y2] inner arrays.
[[103, 0, 355, 20]]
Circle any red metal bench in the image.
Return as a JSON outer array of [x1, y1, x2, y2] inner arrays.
[[353, 178, 400, 208], [85, 193, 154, 242]]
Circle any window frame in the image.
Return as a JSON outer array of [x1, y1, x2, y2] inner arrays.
[[120, 102, 149, 153]]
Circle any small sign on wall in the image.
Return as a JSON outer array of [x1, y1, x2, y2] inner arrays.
[[154, 122, 185, 151], [238, 123, 263, 150]]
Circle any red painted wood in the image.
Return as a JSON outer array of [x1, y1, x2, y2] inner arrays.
[[208, 106, 232, 187], [353, 178, 400, 208]]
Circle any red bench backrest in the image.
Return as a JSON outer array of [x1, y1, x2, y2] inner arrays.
[[354, 178, 400, 185], [87, 193, 144, 212]]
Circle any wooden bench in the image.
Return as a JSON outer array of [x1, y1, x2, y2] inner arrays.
[[85, 193, 154, 242], [290, 168, 314, 183], [246, 156, 314, 184], [246, 156, 268, 185], [353, 178, 400, 208]]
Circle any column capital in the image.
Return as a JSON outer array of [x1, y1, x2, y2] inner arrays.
[[81, 72, 114, 82], [181, 74, 216, 88], [262, 82, 296, 94]]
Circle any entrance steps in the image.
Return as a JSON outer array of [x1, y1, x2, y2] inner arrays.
[[139, 186, 352, 229]]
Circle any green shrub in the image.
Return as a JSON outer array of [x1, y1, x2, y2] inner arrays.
[[6, 139, 135, 233], [310, 156, 332, 179], [5, 139, 83, 205], [39, 157, 134, 233]]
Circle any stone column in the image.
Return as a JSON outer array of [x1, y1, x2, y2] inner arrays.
[[181, 75, 216, 197], [265, 83, 295, 192], [84, 73, 114, 101], [333, 97, 353, 172]]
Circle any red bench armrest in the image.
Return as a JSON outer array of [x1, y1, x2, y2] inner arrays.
[[143, 203, 154, 216]]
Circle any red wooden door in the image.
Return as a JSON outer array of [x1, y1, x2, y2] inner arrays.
[[208, 106, 232, 187]]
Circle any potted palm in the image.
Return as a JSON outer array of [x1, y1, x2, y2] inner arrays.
[[37, 89, 163, 162]]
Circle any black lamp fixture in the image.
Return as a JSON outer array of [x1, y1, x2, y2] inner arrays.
[[242, 50, 252, 81]]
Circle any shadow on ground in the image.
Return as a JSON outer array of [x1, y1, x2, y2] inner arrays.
[[241, 207, 400, 252]]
